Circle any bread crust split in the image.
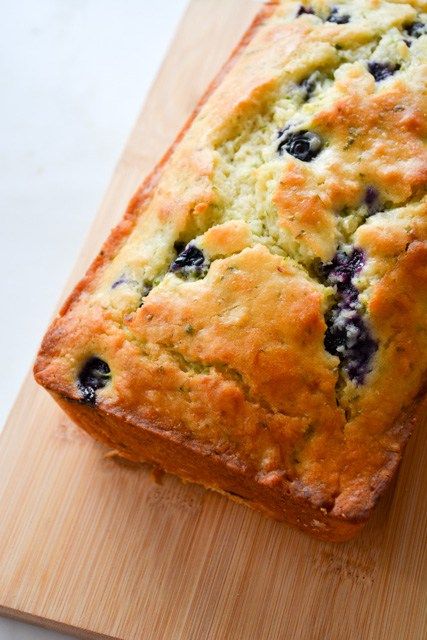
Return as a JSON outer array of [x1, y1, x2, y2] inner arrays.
[[34, 0, 427, 541]]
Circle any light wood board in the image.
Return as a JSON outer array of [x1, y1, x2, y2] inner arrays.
[[1, 1, 426, 638]]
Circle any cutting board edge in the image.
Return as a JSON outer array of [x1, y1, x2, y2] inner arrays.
[[0, 605, 120, 640]]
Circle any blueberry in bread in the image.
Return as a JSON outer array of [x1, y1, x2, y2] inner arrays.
[[77, 357, 111, 405], [34, 0, 427, 541]]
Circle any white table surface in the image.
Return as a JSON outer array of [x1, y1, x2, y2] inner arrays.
[[0, 1, 187, 637]]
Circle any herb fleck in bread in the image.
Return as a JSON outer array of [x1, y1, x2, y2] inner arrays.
[[34, 0, 427, 541]]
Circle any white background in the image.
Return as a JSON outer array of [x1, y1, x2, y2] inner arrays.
[[0, 1, 187, 638]]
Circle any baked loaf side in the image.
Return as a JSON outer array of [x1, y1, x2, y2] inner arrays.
[[35, 0, 427, 540]]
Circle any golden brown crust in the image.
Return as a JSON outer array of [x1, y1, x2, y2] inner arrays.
[[34, 0, 427, 540], [52, 392, 363, 542]]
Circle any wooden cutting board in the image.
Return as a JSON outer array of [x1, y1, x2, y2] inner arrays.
[[1, 1, 426, 638]]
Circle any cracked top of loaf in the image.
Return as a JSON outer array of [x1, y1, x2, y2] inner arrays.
[[35, 0, 427, 521]]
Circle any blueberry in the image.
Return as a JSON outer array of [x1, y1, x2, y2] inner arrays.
[[299, 72, 319, 101], [78, 357, 111, 404], [364, 186, 380, 216], [325, 311, 377, 384], [367, 61, 400, 82], [344, 318, 377, 384], [324, 313, 347, 356], [112, 274, 131, 289], [112, 274, 152, 306], [327, 7, 350, 23], [296, 5, 315, 16], [364, 186, 377, 207], [277, 130, 323, 161], [322, 248, 377, 384], [404, 21, 426, 39], [321, 247, 365, 289], [169, 243, 209, 279]]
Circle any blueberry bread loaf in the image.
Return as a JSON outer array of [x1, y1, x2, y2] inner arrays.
[[34, 0, 427, 541]]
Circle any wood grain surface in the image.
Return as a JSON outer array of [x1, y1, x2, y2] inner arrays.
[[0, 1, 426, 638]]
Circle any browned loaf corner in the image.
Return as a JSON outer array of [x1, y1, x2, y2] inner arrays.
[[34, 0, 427, 541]]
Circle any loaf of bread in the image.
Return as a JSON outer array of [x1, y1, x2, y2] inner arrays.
[[34, 0, 427, 541]]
